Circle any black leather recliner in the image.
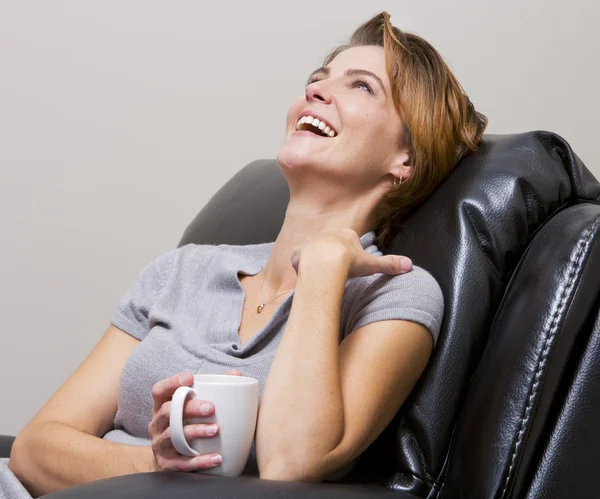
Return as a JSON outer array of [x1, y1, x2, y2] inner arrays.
[[2, 131, 600, 498]]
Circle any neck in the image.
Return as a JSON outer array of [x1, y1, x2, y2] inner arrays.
[[259, 198, 376, 297]]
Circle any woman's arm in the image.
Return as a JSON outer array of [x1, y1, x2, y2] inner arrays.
[[256, 254, 347, 479], [256, 234, 432, 482], [8, 325, 155, 497], [10, 422, 154, 497]]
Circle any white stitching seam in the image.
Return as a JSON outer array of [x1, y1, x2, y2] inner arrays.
[[500, 215, 600, 498]]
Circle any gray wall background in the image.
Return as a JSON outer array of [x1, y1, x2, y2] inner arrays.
[[1, 0, 598, 436]]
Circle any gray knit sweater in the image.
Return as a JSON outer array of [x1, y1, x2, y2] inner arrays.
[[0, 230, 444, 497]]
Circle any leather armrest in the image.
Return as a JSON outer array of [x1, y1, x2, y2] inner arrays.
[[43, 472, 416, 498], [0, 435, 15, 459]]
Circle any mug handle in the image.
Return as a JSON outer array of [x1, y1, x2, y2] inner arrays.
[[170, 386, 202, 456]]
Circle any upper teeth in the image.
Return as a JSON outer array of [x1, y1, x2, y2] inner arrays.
[[296, 116, 337, 137]]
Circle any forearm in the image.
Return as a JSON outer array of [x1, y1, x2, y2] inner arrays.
[[256, 254, 349, 478], [9, 421, 154, 497]]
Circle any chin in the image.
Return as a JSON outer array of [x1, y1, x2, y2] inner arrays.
[[277, 145, 315, 171]]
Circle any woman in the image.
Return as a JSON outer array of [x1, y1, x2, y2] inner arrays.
[[1, 11, 486, 497]]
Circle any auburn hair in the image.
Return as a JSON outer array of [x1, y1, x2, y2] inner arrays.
[[323, 12, 488, 249]]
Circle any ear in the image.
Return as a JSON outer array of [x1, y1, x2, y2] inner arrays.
[[389, 147, 414, 181]]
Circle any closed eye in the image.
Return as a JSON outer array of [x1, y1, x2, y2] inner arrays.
[[351, 79, 374, 94], [305, 77, 374, 95]]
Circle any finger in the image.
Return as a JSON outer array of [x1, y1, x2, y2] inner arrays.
[[226, 369, 242, 376], [155, 398, 215, 435], [398, 256, 412, 273], [152, 372, 193, 415], [155, 424, 219, 453], [182, 399, 215, 419], [154, 401, 173, 435], [171, 453, 223, 472], [382, 255, 412, 275], [183, 423, 219, 440]]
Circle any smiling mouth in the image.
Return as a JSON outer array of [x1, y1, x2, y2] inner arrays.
[[295, 116, 337, 137]]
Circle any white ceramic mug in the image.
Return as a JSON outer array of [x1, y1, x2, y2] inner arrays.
[[169, 374, 259, 477]]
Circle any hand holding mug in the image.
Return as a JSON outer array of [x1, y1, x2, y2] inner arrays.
[[148, 369, 242, 472], [168, 372, 259, 477]]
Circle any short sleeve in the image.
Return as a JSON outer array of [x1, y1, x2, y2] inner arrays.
[[110, 250, 174, 340], [345, 266, 444, 347]]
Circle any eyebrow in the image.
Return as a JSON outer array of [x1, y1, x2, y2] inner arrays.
[[306, 66, 387, 96]]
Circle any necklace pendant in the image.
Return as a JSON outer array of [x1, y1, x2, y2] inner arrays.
[[256, 304, 264, 314]]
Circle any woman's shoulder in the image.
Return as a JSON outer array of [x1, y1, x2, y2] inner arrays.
[[351, 264, 442, 296], [170, 242, 219, 263], [343, 264, 445, 345], [157, 241, 270, 279], [395, 264, 443, 296], [354, 264, 443, 310], [139, 243, 215, 272], [172, 240, 270, 263]]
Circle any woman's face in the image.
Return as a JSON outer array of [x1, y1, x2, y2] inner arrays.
[[277, 45, 410, 193]]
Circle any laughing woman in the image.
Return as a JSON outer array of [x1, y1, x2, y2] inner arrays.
[[2, 11, 486, 497]]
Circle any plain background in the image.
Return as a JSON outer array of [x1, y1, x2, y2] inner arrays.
[[1, 1, 598, 436]]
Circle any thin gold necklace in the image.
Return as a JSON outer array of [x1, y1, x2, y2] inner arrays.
[[257, 269, 294, 314]]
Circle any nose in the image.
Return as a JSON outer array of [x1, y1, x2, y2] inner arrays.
[[305, 80, 333, 104]]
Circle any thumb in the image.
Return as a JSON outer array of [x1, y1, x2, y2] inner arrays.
[[226, 369, 242, 376]]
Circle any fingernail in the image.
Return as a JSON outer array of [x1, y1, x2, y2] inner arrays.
[[178, 374, 188, 384], [200, 402, 213, 415], [211, 454, 222, 465], [206, 425, 217, 436], [400, 257, 412, 272]]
